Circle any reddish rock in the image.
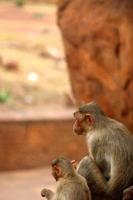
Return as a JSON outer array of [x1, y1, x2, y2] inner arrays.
[[57, 0, 133, 131]]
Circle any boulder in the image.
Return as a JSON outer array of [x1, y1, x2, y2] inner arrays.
[[57, 0, 133, 132]]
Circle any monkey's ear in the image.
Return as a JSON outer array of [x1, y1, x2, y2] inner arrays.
[[53, 165, 62, 177], [85, 113, 95, 125]]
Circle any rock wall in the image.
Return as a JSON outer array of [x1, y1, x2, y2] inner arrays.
[[0, 119, 86, 170], [58, 0, 133, 131]]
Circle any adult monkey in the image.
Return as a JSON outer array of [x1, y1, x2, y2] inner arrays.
[[73, 102, 133, 200], [41, 157, 91, 200]]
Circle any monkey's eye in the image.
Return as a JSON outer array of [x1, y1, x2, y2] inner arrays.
[[85, 114, 90, 119], [85, 113, 95, 125], [73, 111, 84, 121]]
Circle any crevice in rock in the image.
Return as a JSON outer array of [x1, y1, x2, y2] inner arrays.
[[123, 78, 131, 90], [115, 42, 121, 57], [115, 42, 122, 68], [58, 0, 71, 13]]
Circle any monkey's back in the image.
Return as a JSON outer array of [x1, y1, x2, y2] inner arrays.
[[55, 174, 91, 200]]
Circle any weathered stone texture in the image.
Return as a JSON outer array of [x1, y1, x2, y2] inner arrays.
[[0, 119, 86, 170], [58, 0, 133, 131]]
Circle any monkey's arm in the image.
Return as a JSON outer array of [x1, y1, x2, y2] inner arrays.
[[41, 188, 54, 200], [106, 160, 129, 196], [77, 156, 128, 197], [77, 156, 109, 195]]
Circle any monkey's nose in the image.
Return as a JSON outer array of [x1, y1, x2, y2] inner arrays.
[[41, 190, 45, 197]]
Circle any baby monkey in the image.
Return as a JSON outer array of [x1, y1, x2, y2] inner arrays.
[[41, 157, 91, 200]]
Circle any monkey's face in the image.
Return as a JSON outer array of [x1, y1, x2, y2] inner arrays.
[[73, 111, 95, 135]]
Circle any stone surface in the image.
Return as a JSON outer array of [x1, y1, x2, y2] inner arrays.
[[58, 0, 133, 132], [0, 114, 87, 170], [0, 167, 54, 200]]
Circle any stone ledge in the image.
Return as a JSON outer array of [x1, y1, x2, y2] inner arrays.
[[0, 110, 87, 171], [0, 108, 75, 122]]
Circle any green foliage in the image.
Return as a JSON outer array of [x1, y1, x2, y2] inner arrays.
[[15, 0, 25, 7], [0, 90, 11, 103]]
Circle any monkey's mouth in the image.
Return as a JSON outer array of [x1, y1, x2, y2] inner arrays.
[[73, 127, 84, 135]]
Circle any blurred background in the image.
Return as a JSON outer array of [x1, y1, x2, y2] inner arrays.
[[0, 0, 87, 200], [0, 0, 133, 199], [0, 0, 73, 113]]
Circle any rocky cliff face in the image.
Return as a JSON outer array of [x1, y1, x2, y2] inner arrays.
[[58, 0, 133, 131]]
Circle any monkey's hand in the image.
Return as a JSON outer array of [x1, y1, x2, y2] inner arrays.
[[41, 188, 54, 199], [71, 160, 77, 170]]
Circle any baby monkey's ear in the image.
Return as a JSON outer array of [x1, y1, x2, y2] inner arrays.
[[53, 165, 62, 177]]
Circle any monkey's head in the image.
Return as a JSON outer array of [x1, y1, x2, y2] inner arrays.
[[51, 157, 75, 181], [73, 102, 105, 135]]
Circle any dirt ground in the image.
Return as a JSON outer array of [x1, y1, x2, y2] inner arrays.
[[0, 167, 55, 200], [0, 1, 74, 115]]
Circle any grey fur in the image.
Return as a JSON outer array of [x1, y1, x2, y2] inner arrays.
[[75, 102, 133, 200], [41, 157, 92, 200]]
